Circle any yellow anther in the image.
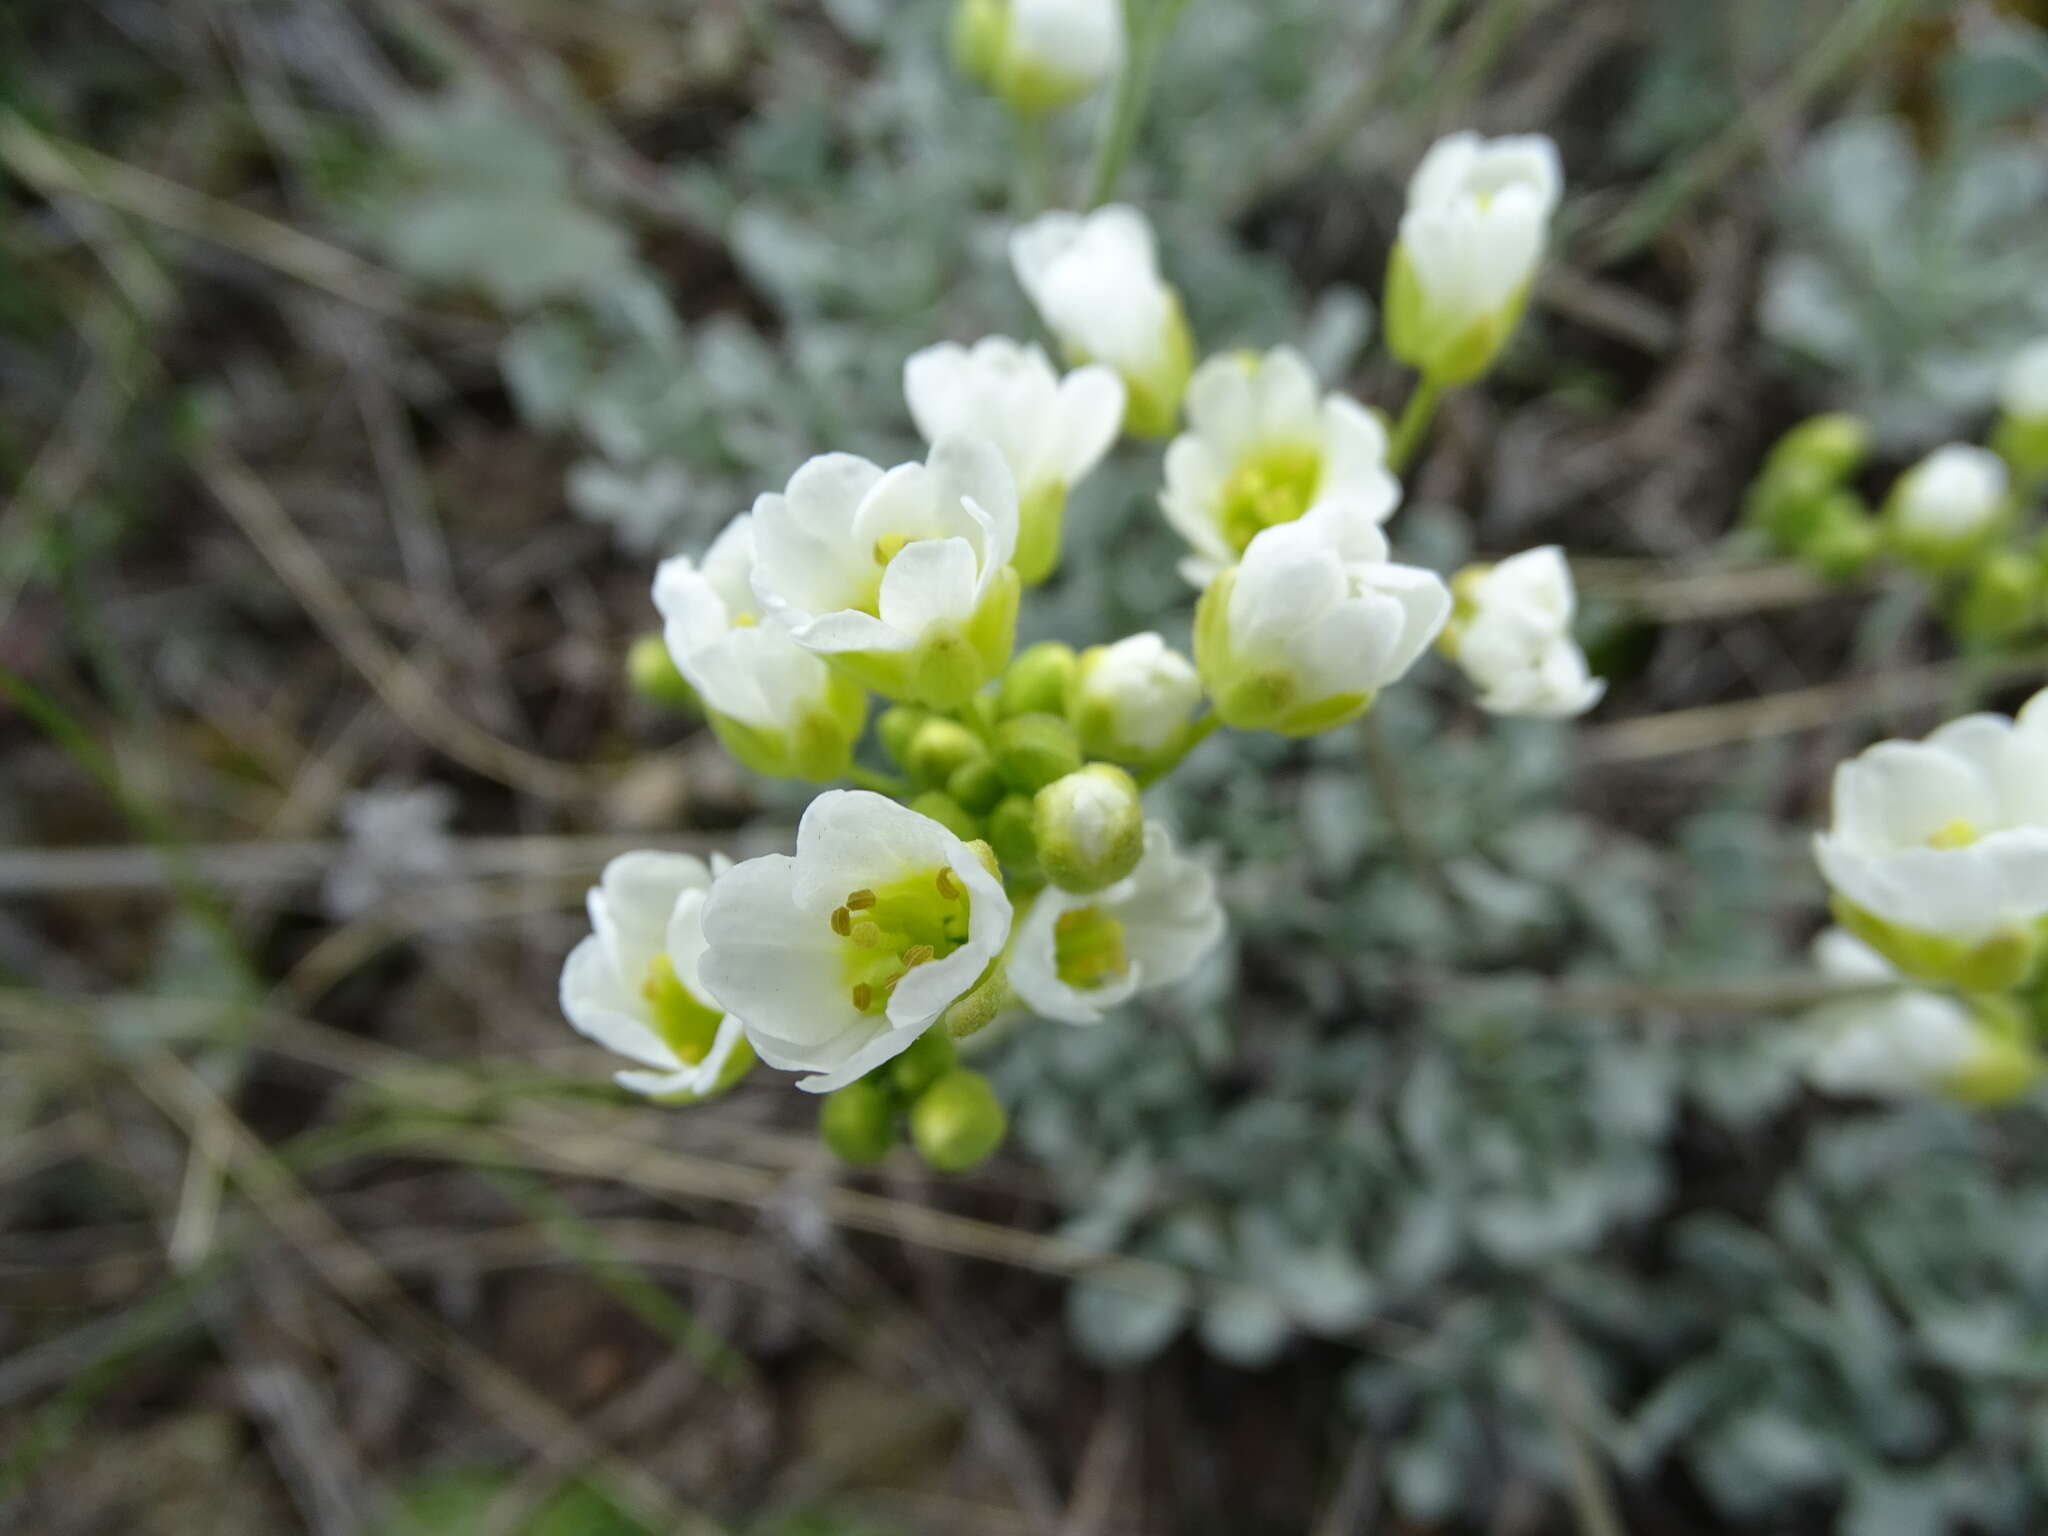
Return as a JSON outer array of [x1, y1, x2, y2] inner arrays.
[[845, 889, 877, 911], [901, 944, 935, 968], [935, 868, 960, 900], [830, 906, 852, 936], [732, 611, 759, 629], [851, 982, 874, 1011], [850, 921, 882, 948], [1927, 819, 1981, 850]]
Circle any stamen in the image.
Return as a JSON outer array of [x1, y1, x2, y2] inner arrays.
[[845, 889, 877, 911], [935, 868, 960, 900], [901, 944, 935, 968], [850, 921, 881, 947], [830, 906, 852, 936], [851, 983, 873, 1010]]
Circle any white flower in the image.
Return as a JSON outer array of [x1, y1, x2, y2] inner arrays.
[[1443, 546, 1605, 719], [1195, 498, 1449, 737], [698, 791, 1013, 1093], [1886, 443, 2010, 567], [903, 338, 1125, 584], [1386, 132, 1561, 385], [1162, 346, 1397, 586], [1010, 823, 1225, 1024], [748, 436, 1021, 709], [955, 0, 1123, 114], [2001, 338, 2048, 421], [1802, 929, 2039, 1104], [1010, 205, 1194, 438], [559, 852, 753, 1100], [1071, 631, 1201, 762], [654, 516, 867, 780], [1814, 689, 2048, 986]]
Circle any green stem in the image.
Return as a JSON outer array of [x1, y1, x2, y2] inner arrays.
[[1386, 375, 1443, 475], [1085, 0, 1186, 207], [849, 764, 913, 797], [1011, 109, 1054, 215], [1361, 709, 1455, 908], [1137, 710, 1220, 787]]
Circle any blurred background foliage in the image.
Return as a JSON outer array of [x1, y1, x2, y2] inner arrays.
[[4, 1, 2048, 1533]]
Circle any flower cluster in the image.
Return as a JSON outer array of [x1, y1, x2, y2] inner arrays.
[[1747, 336, 2048, 648], [562, 118, 1609, 1171], [1802, 687, 2048, 1104]]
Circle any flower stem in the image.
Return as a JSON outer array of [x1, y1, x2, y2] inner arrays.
[[849, 765, 912, 797], [1360, 709, 1455, 907], [1011, 110, 1053, 216], [1085, 0, 1187, 208], [1386, 374, 1443, 475]]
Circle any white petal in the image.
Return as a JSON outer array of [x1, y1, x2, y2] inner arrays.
[[560, 935, 678, 1071], [1050, 365, 1127, 483], [877, 536, 983, 641]]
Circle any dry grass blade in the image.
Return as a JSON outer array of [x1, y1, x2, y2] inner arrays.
[[194, 439, 596, 802]]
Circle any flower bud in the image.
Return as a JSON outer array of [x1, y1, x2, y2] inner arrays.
[[909, 789, 983, 843], [1885, 444, 2011, 574], [952, 0, 1123, 119], [1746, 417, 1868, 557], [889, 1028, 960, 1100], [877, 705, 929, 770], [951, 0, 1006, 86], [910, 1069, 1008, 1173], [1994, 338, 2048, 489], [1953, 549, 2042, 649], [1070, 632, 1201, 766], [948, 756, 1008, 814], [988, 793, 1042, 878], [1768, 412, 1870, 487], [908, 717, 989, 790], [1801, 492, 1881, 584], [995, 712, 1086, 793], [1385, 133, 1560, 386], [625, 633, 698, 711], [1000, 641, 1079, 718], [820, 1078, 897, 1166], [1034, 764, 1144, 894]]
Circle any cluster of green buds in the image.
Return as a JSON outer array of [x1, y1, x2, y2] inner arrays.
[[819, 1030, 1007, 1172], [1746, 356, 2048, 650]]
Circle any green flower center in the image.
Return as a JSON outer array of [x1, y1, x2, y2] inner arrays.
[[1218, 442, 1324, 554], [1053, 905, 1128, 991], [1927, 819, 1981, 850], [641, 954, 727, 1063], [833, 867, 974, 1015]]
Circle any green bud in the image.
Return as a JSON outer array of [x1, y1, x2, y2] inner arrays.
[[1767, 413, 1869, 486], [1953, 548, 2042, 648], [889, 1028, 959, 1100], [994, 712, 1085, 793], [1802, 491, 1882, 584], [909, 1070, 1008, 1174], [1996, 414, 2048, 494], [947, 756, 1007, 814], [877, 706, 929, 770], [1000, 641, 1078, 719], [950, 0, 1007, 87], [1034, 763, 1144, 894], [625, 634, 698, 712], [987, 793, 1041, 879], [909, 789, 982, 843], [819, 1078, 896, 1166], [907, 717, 988, 790]]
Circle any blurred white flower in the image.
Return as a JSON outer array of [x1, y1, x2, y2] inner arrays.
[[903, 338, 1124, 584], [654, 516, 867, 781], [1195, 498, 1448, 737], [1386, 132, 1561, 385], [1885, 443, 2010, 569], [748, 437, 1021, 709], [1162, 346, 1397, 586], [1010, 823, 1224, 1024], [954, 0, 1123, 116], [559, 852, 753, 1100], [324, 784, 456, 920], [1071, 631, 1201, 763], [1010, 205, 1193, 438], [1442, 546, 1605, 719], [1814, 689, 2048, 989], [698, 791, 1012, 1092], [1803, 929, 2039, 1104]]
